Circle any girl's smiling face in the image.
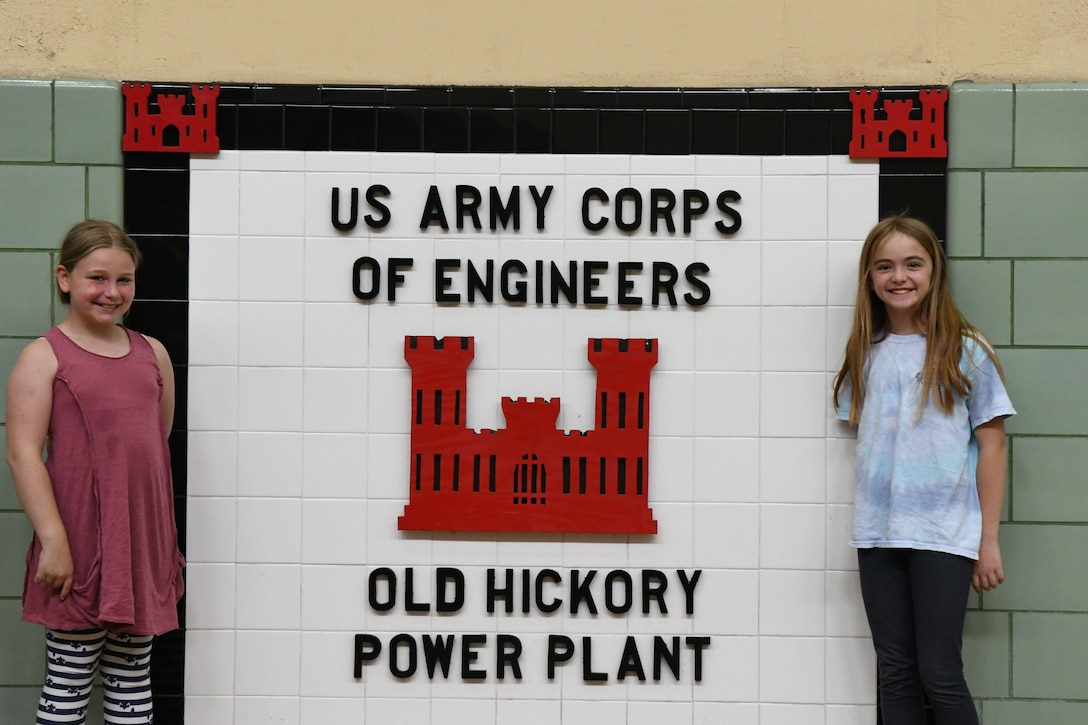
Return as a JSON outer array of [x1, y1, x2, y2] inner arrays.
[[869, 230, 933, 334], [56, 246, 137, 326]]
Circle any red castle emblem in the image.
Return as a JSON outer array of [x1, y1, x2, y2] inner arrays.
[[849, 88, 948, 159], [398, 336, 659, 535], [122, 83, 220, 153]]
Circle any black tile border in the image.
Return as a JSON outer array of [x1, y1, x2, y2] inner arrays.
[[124, 84, 948, 724]]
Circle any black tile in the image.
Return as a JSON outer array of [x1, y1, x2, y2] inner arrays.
[[254, 84, 323, 104], [133, 234, 188, 302], [553, 109, 598, 153], [123, 151, 190, 171], [515, 108, 552, 152], [150, 696, 184, 725], [151, 629, 185, 696], [600, 109, 645, 154], [216, 105, 238, 150], [617, 89, 683, 109], [683, 89, 749, 109], [471, 108, 516, 153], [124, 169, 190, 235], [747, 90, 814, 110], [831, 109, 853, 155], [169, 429, 186, 498], [385, 86, 450, 106], [880, 158, 948, 176], [217, 84, 257, 103], [170, 367, 187, 447], [320, 86, 386, 105], [646, 110, 691, 155], [813, 88, 852, 110], [513, 87, 555, 108], [692, 109, 739, 154], [174, 490, 187, 555], [377, 107, 423, 151], [554, 88, 617, 109], [878, 174, 947, 240], [331, 106, 377, 151], [451, 86, 516, 107], [785, 109, 833, 155], [424, 107, 470, 153], [738, 109, 785, 155], [285, 105, 332, 150], [126, 300, 188, 366], [237, 105, 284, 150]]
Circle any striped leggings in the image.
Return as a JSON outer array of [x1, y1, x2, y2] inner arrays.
[[37, 629, 154, 724]]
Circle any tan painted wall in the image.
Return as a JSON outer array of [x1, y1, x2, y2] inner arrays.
[[4, 0, 1088, 86]]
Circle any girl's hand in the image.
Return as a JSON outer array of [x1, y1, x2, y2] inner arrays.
[[35, 538, 74, 600], [972, 539, 1004, 593]]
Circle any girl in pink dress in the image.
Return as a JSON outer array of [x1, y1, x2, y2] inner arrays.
[[6, 220, 185, 724]]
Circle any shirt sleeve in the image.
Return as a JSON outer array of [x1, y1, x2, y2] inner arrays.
[[962, 336, 1017, 429], [834, 374, 852, 421]]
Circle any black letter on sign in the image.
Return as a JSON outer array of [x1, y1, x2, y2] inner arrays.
[[684, 263, 711, 307], [715, 190, 742, 234], [368, 567, 396, 611], [353, 634, 381, 678], [496, 634, 523, 680], [683, 189, 709, 233], [461, 634, 488, 680], [389, 634, 418, 678], [365, 184, 391, 229], [419, 185, 450, 230], [457, 185, 483, 230], [436, 567, 466, 613], [686, 636, 711, 682], [353, 257, 380, 301], [615, 188, 642, 232], [331, 187, 358, 231], [547, 635, 575, 679], [387, 258, 413, 302], [582, 188, 608, 231], [435, 259, 460, 304]]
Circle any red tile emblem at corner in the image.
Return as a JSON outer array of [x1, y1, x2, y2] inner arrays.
[[398, 336, 659, 535], [849, 88, 948, 159], [122, 83, 220, 153]]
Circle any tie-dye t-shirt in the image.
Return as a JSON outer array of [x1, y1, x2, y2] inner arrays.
[[836, 333, 1015, 559]]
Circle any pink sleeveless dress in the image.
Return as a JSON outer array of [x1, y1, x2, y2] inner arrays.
[[22, 327, 185, 635]]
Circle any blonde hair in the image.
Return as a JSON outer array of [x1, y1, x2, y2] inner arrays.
[[832, 214, 1003, 423], [56, 220, 141, 304]]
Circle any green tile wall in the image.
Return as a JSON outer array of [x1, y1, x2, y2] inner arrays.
[[0, 78, 123, 723], [949, 80, 1088, 722]]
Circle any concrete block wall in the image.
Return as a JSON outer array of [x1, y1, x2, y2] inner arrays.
[[0, 78, 124, 725], [947, 81, 1088, 724]]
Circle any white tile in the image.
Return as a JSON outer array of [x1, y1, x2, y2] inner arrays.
[[366, 698, 431, 724], [299, 699, 367, 723], [627, 701, 693, 724], [762, 175, 828, 241], [759, 636, 825, 703], [693, 307, 761, 372], [566, 154, 631, 175], [760, 703, 826, 725], [185, 563, 235, 629], [187, 366, 238, 431], [760, 437, 826, 503], [365, 432, 410, 499], [761, 242, 828, 306], [693, 436, 759, 503], [628, 502, 693, 567], [632, 154, 696, 176], [630, 308, 695, 372], [237, 367, 304, 432], [761, 504, 826, 570], [827, 241, 864, 306], [191, 150, 239, 171], [304, 172, 373, 237], [233, 697, 299, 725], [183, 696, 234, 725], [759, 570, 826, 635], [185, 629, 235, 696], [561, 535, 629, 571], [761, 307, 827, 372], [694, 702, 759, 725], [190, 171, 240, 235], [762, 156, 828, 176], [692, 504, 759, 569], [186, 497, 237, 563], [429, 698, 498, 725], [187, 431, 238, 496], [189, 235, 240, 301], [239, 170, 306, 237], [695, 241, 761, 307], [826, 570, 870, 637], [366, 368, 410, 434], [828, 174, 880, 241], [239, 150, 305, 171], [649, 436, 694, 503], [497, 307, 564, 370], [689, 570, 759, 635], [303, 150, 371, 172], [234, 631, 301, 696], [370, 151, 435, 173], [303, 303, 369, 367], [496, 699, 562, 725], [826, 306, 854, 372], [826, 505, 858, 571], [760, 372, 827, 438], [237, 432, 303, 497], [692, 372, 760, 437], [500, 153, 565, 174], [303, 367, 369, 433], [189, 301, 239, 366], [691, 635, 759, 702], [367, 500, 433, 564], [826, 637, 877, 704], [235, 564, 301, 629], [238, 237, 305, 301], [828, 155, 880, 175], [560, 699, 627, 725], [300, 568, 368, 632], [305, 235, 374, 304], [302, 499, 368, 564], [369, 309, 436, 368], [826, 436, 856, 504], [651, 371, 694, 437], [238, 302, 305, 366], [302, 433, 368, 499], [694, 155, 762, 177], [236, 498, 301, 564]]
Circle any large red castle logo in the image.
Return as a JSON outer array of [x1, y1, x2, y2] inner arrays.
[[398, 336, 658, 535], [122, 83, 220, 153], [849, 88, 948, 158]]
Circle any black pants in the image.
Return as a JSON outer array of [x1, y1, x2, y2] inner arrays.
[[858, 548, 978, 725]]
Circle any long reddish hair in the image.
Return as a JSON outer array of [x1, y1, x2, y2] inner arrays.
[[832, 215, 1002, 423]]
